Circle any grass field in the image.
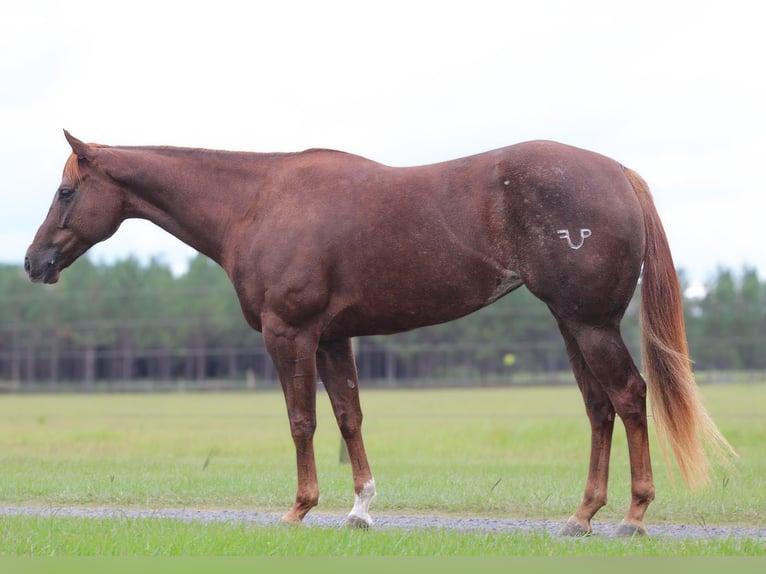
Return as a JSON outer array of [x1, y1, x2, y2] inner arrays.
[[0, 384, 763, 556]]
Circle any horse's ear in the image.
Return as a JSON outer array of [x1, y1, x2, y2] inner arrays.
[[63, 130, 95, 161]]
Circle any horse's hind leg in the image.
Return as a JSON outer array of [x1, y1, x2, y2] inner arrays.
[[316, 338, 376, 528], [554, 316, 616, 536], [561, 319, 655, 536]]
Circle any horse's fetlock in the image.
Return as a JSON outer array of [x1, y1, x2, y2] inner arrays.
[[584, 492, 607, 510]]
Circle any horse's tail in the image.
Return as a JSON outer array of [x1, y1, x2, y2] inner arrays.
[[625, 167, 736, 489]]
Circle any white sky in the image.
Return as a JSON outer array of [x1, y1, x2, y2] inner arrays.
[[2, 0, 764, 292]]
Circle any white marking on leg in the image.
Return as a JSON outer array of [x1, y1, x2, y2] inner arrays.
[[347, 478, 376, 527]]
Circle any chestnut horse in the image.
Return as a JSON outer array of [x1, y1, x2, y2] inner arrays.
[[25, 131, 735, 536]]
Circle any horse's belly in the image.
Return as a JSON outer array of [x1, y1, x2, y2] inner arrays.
[[322, 260, 523, 338]]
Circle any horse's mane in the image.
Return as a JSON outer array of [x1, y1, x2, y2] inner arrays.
[[61, 144, 369, 187]]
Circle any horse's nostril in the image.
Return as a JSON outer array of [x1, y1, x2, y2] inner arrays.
[[24, 256, 31, 272]]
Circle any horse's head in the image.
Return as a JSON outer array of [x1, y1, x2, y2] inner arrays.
[[25, 131, 127, 284]]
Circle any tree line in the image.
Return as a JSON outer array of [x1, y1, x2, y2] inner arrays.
[[0, 255, 763, 389]]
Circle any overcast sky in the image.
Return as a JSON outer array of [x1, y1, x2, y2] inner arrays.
[[2, 0, 763, 293]]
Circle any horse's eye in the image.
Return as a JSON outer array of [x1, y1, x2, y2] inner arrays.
[[59, 188, 75, 199]]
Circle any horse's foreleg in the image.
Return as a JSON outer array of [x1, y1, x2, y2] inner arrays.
[[263, 317, 321, 524], [555, 318, 615, 536], [316, 338, 376, 528]]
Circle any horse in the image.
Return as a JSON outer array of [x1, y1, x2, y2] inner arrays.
[[25, 131, 735, 536]]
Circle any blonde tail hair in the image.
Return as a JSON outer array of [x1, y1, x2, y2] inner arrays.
[[625, 167, 736, 488]]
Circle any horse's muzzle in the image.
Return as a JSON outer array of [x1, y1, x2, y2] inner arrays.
[[24, 247, 61, 284]]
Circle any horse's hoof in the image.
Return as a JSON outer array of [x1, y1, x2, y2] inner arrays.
[[615, 520, 648, 537], [559, 517, 592, 537], [280, 513, 304, 526], [346, 513, 372, 529]]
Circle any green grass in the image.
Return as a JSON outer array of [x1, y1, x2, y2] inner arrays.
[[0, 514, 763, 556], [0, 384, 763, 556]]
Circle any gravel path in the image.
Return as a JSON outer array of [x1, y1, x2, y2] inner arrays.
[[1, 505, 763, 541]]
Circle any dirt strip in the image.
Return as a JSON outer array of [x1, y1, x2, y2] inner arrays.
[[1, 505, 763, 541]]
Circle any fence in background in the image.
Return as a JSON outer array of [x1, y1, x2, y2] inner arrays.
[[0, 332, 582, 391]]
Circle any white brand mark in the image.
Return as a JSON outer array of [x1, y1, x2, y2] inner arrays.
[[557, 228, 592, 250]]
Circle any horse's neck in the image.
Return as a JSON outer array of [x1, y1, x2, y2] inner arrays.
[[119, 148, 265, 266]]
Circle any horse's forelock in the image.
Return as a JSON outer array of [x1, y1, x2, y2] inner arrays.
[[63, 153, 83, 186]]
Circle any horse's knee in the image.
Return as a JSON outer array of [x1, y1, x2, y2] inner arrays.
[[337, 410, 363, 439], [289, 416, 317, 442]]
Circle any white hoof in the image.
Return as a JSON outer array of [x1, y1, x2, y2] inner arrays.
[[346, 512, 372, 529], [347, 478, 376, 529]]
